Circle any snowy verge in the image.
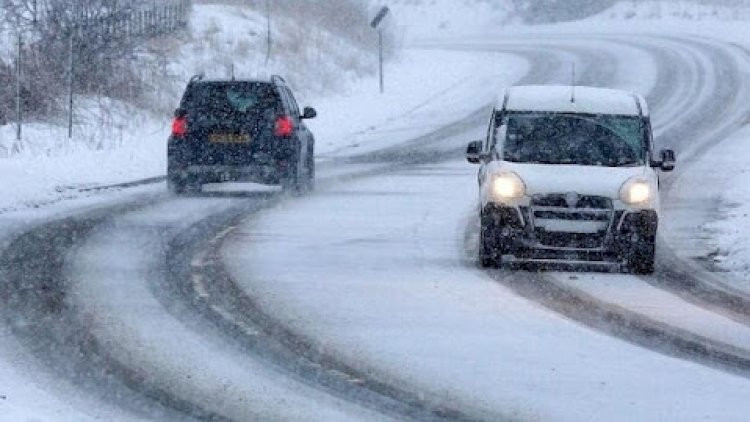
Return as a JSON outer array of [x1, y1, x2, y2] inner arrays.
[[309, 49, 528, 158], [0, 100, 167, 214], [671, 124, 750, 290]]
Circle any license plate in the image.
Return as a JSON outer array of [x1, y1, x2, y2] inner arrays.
[[209, 134, 251, 144]]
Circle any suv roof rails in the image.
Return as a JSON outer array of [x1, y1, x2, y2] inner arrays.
[[189, 73, 205, 84], [271, 75, 287, 86]]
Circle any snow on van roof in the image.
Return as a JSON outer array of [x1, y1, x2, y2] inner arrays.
[[501, 85, 647, 116]]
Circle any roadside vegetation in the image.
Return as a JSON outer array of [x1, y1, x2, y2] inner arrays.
[[0, 0, 393, 156], [0, 0, 392, 123]]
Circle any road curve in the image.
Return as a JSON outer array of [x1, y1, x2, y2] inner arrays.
[[220, 34, 750, 420], [0, 47, 547, 421], [3, 33, 750, 421]]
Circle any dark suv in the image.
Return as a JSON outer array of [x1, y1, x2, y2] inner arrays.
[[167, 75, 317, 194]]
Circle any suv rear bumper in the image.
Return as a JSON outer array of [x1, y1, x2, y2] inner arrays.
[[483, 203, 657, 264], [168, 139, 297, 185], [170, 163, 292, 185]]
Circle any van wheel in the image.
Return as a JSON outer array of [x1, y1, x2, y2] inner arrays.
[[626, 239, 655, 275], [479, 213, 503, 268]]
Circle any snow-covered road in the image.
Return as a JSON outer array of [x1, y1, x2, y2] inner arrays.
[[3, 33, 750, 421], [223, 161, 750, 421], [221, 35, 750, 421]]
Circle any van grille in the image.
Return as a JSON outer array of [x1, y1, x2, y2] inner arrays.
[[530, 194, 614, 249], [531, 194, 611, 209]]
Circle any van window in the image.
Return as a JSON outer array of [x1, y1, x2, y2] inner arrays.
[[498, 112, 647, 167]]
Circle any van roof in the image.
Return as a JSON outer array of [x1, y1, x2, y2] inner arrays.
[[500, 85, 647, 117]]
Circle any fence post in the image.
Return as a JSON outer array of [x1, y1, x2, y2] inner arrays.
[[15, 32, 22, 147], [68, 31, 75, 139]]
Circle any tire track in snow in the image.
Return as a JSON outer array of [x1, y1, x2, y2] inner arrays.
[[0, 196, 230, 421]]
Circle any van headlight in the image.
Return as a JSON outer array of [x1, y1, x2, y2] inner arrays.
[[620, 179, 652, 205], [491, 172, 526, 200]]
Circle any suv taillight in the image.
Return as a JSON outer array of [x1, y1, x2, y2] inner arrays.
[[274, 116, 294, 137], [172, 116, 187, 137]]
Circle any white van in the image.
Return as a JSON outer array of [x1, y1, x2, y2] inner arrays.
[[467, 85, 675, 274]]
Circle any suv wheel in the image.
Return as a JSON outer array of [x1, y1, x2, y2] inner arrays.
[[170, 173, 202, 196], [167, 177, 186, 195], [282, 161, 303, 195], [625, 239, 655, 275], [167, 167, 187, 194], [305, 148, 315, 192]]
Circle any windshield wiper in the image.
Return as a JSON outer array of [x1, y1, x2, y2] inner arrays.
[[615, 159, 640, 166]]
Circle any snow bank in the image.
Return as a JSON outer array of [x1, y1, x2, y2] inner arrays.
[[693, 126, 750, 287], [0, 98, 166, 213]]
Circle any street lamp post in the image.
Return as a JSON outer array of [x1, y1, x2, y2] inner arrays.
[[370, 6, 390, 94], [378, 29, 384, 93]]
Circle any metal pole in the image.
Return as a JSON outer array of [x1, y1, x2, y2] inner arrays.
[[378, 29, 384, 94], [15, 33, 22, 143], [265, 0, 271, 65], [68, 31, 74, 139]]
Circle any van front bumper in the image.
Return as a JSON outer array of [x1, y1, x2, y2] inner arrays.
[[483, 203, 657, 263]]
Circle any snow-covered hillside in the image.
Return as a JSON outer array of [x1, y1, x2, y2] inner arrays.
[[150, 3, 379, 111], [388, 0, 514, 39], [594, 1, 750, 21], [0, 2, 379, 210]]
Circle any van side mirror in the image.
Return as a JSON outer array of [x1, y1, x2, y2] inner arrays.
[[466, 140, 484, 164], [302, 106, 317, 119], [174, 108, 187, 118], [654, 148, 676, 172]]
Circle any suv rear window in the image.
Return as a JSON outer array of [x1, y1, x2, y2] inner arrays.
[[182, 82, 282, 122]]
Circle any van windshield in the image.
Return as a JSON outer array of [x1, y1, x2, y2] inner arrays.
[[498, 112, 647, 167]]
